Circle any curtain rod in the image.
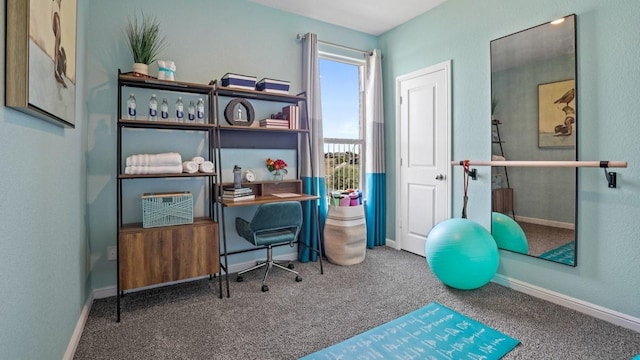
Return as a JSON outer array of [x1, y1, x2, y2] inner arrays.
[[296, 33, 373, 56]]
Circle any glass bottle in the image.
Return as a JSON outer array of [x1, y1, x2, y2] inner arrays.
[[126, 93, 136, 120], [196, 98, 205, 124], [187, 101, 196, 122], [148, 94, 158, 121], [175, 97, 184, 122], [160, 98, 169, 121], [233, 165, 242, 189]]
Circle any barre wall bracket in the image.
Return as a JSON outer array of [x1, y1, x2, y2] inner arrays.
[[468, 168, 477, 180], [600, 161, 617, 188]]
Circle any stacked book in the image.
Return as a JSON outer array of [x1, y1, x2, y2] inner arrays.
[[259, 105, 300, 129], [222, 186, 255, 202], [283, 105, 300, 129], [259, 118, 289, 129]]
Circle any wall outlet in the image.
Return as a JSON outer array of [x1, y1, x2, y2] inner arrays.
[[107, 246, 117, 261]]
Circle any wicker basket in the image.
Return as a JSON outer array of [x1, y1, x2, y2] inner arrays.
[[142, 192, 193, 228]]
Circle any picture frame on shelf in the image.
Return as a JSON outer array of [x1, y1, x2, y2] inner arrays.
[[5, 0, 78, 127], [224, 98, 255, 126]]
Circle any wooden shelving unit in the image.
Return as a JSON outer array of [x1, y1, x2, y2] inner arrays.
[[115, 71, 222, 321]]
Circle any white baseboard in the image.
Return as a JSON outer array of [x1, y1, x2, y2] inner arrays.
[[93, 285, 117, 300], [384, 238, 399, 250], [492, 274, 640, 332], [516, 216, 574, 230], [63, 292, 94, 360]]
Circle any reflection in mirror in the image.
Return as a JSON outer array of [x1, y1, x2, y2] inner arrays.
[[490, 14, 577, 266]]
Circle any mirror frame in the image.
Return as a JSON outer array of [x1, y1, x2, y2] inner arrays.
[[490, 14, 578, 266]]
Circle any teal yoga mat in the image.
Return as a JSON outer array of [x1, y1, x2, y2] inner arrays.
[[539, 241, 575, 266], [300, 302, 519, 359]]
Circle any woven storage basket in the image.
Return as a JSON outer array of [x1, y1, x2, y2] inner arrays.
[[142, 192, 193, 228], [324, 205, 367, 265]]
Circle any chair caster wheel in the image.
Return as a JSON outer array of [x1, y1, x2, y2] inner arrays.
[[296, 275, 302, 282], [237, 276, 243, 282], [288, 264, 295, 269], [261, 285, 269, 292]]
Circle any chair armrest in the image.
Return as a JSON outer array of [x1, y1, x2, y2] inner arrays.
[[235, 217, 254, 244]]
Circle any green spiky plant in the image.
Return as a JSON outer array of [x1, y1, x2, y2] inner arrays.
[[125, 11, 167, 65]]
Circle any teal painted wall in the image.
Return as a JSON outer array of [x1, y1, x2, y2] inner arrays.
[[84, 0, 377, 289], [2, 0, 639, 357], [0, 1, 90, 359], [379, 0, 640, 318]]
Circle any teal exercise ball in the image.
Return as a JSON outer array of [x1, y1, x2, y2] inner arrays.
[[491, 212, 529, 254], [425, 218, 499, 290]]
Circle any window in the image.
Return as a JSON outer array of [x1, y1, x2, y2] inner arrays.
[[319, 54, 365, 194]]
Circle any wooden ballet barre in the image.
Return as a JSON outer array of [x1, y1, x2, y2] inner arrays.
[[451, 160, 627, 188], [451, 160, 627, 168]]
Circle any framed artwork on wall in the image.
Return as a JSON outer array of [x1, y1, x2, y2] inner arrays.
[[538, 79, 575, 148], [5, 0, 77, 128]]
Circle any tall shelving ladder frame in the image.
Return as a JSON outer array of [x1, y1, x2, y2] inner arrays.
[[210, 82, 324, 298], [492, 119, 515, 218]]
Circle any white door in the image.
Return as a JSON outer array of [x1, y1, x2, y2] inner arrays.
[[396, 61, 451, 256]]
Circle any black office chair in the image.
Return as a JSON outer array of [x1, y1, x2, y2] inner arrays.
[[235, 201, 303, 292]]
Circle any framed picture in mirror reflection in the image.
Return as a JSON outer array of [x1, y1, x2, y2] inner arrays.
[[538, 79, 575, 148]]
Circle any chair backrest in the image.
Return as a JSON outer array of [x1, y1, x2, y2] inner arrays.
[[250, 201, 303, 233]]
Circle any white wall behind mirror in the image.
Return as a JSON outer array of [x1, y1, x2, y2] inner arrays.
[[490, 14, 577, 266]]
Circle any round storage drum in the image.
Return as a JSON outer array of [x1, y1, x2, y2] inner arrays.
[[324, 205, 367, 265]]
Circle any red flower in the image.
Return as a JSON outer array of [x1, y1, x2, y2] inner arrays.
[[266, 158, 288, 174]]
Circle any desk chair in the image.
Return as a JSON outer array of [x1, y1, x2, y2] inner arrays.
[[235, 201, 303, 292]]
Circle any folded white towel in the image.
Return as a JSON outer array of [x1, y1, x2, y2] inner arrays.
[[199, 161, 215, 173], [182, 161, 198, 174], [126, 152, 182, 167], [192, 156, 205, 165], [124, 165, 183, 175], [492, 154, 506, 161]]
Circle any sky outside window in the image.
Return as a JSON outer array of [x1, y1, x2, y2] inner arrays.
[[319, 58, 360, 139]]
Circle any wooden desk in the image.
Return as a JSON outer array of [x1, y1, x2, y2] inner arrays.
[[221, 193, 320, 257], [219, 179, 318, 207], [222, 193, 319, 207], [217, 179, 324, 287]]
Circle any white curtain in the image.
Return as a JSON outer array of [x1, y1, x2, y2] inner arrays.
[[299, 32, 327, 262], [364, 49, 386, 248]]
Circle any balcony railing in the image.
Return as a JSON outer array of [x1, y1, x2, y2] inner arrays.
[[323, 138, 364, 193]]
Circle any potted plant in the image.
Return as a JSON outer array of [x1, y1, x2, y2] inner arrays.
[[124, 11, 167, 76]]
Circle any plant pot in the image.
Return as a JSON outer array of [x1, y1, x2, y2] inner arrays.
[[132, 63, 149, 76]]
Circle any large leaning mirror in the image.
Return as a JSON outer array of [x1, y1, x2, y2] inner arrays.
[[490, 14, 577, 266]]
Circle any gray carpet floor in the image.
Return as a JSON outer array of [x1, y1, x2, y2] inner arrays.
[[74, 247, 640, 359], [518, 221, 575, 256]]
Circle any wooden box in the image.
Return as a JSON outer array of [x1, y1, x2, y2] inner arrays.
[[119, 220, 219, 291], [492, 188, 514, 215]]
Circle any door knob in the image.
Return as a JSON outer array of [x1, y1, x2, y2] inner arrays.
[[435, 174, 445, 180]]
